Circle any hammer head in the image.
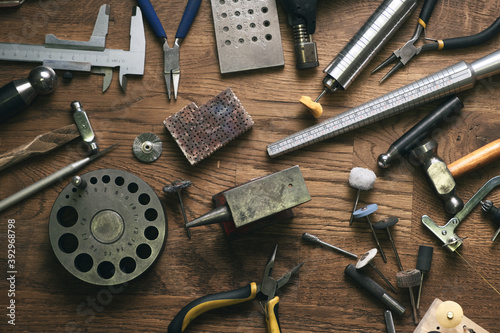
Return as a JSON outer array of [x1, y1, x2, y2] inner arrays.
[[411, 140, 464, 215]]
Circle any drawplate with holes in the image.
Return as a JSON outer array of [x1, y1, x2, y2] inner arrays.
[[49, 169, 167, 286]]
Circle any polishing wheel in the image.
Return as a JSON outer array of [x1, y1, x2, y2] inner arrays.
[[436, 300, 464, 328], [133, 132, 162, 163], [49, 169, 167, 286]]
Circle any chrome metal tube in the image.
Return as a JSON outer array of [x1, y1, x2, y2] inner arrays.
[[322, 0, 418, 92]]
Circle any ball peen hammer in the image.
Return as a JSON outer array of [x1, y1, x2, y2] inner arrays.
[[412, 137, 500, 215]]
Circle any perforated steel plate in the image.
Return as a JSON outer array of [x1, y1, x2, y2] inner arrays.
[[49, 169, 166, 286], [163, 88, 254, 165], [210, 0, 284, 73]]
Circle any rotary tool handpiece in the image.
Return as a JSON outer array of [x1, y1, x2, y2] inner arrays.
[[0, 66, 57, 123], [267, 48, 500, 158], [316, 0, 418, 101]]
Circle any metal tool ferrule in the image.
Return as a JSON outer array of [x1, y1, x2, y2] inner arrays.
[[292, 24, 319, 69], [323, 0, 418, 91]]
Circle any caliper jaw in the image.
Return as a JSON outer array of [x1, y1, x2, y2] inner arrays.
[[44, 4, 109, 51], [421, 175, 500, 252]]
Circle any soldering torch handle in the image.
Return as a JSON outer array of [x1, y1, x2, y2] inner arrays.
[[167, 283, 258, 333]]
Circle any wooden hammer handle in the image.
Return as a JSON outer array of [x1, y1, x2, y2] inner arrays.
[[0, 124, 80, 172], [448, 138, 500, 178]]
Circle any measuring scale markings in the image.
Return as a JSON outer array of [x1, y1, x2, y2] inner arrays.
[[266, 55, 492, 157]]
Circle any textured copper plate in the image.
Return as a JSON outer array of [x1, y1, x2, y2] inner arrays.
[[164, 88, 254, 165]]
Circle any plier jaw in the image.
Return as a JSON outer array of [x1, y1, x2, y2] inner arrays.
[[163, 38, 181, 100], [371, 21, 425, 83]]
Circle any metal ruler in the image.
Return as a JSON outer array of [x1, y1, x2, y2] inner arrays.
[[0, 5, 145, 92], [267, 49, 500, 157]]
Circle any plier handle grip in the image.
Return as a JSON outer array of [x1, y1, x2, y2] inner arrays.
[[167, 245, 303, 333], [372, 0, 500, 83]]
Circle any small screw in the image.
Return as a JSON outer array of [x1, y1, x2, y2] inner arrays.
[[163, 180, 192, 238], [71, 175, 87, 190]]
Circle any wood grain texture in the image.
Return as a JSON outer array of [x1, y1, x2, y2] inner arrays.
[[0, 0, 499, 332]]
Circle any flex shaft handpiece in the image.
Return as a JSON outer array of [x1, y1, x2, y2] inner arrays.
[[315, 0, 418, 103], [268, 49, 500, 158]]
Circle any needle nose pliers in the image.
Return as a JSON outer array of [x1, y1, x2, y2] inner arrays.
[[167, 245, 304, 333], [372, 0, 500, 83], [136, 0, 202, 100]]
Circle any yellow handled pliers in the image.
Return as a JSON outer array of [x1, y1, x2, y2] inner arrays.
[[167, 245, 303, 332]]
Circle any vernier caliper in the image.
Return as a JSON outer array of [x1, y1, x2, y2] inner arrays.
[[0, 5, 145, 92]]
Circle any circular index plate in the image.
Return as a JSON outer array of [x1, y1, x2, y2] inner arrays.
[[49, 169, 167, 286]]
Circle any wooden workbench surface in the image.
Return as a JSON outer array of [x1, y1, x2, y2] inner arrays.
[[1, 0, 499, 332]]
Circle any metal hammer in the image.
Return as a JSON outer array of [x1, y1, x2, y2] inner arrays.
[[411, 140, 464, 215], [411, 138, 500, 215], [0, 101, 98, 172]]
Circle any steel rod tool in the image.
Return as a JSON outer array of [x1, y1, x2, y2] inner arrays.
[[314, 0, 418, 103], [302, 232, 358, 259], [267, 48, 500, 158], [136, 0, 201, 100], [0, 144, 117, 213], [0, 5, 145, 92]]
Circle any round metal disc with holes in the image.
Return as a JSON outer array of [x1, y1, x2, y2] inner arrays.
[[49, 169, 167, 286], [133, 132, 162, 163]]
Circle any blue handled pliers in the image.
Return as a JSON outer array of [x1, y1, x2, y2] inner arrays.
[[137, 0, 202, 100]]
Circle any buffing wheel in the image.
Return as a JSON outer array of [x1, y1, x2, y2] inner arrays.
[[436, 300, 463, 328], [49, 169, 167, 286], [396, 269, 421, 288]]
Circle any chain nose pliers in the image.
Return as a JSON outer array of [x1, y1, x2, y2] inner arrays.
[[137, 0, 202, 100]]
